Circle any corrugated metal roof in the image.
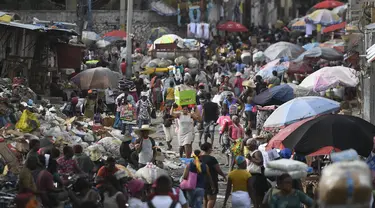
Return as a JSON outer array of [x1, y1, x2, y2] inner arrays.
[[0, 21, 43, 30], [46, 28, 78, 35]]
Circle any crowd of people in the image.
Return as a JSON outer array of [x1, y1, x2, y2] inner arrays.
[[13, 23, 368, 208]]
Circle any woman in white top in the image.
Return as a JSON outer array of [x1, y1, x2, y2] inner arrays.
[[103, 175, 127, 208], [171, 104, 201, 158]]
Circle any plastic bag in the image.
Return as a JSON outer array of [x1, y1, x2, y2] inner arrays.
[[187, 58, 199, 68], [97, 137, 122, 157], [264, 168, 307, 179], [147, 59, 161, 68], [158, 58, 171, 68], [175, 56, 188, 65], [135, 163, 168, 184], [267, 159, 308, 172], [319, 161, 372, 206], [15, 110, 40, 133]]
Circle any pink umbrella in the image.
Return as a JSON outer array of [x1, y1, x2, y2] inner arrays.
[[261, 59, 313, 74], [266, 117, 315, 151]]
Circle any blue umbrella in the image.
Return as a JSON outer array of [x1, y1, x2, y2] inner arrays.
[[294, 47, 343, 62], [253, 84, 294, 106], [303, 42, 320, 51], [256, 65, 288, 81], [263, 96, 340, 128]]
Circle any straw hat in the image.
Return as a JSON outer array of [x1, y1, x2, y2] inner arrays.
[[242, 80, 256, 88], [133, 125, 156, 135], [235, 72, 242, 77]]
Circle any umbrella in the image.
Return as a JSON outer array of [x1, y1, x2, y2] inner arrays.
[[323, 22, 346, 33], [305, 9, 341, 26], [70, 67, 120, 90], [294, 47, 343, 62], [282, 114, 375, 156], [313, 0, 344, 9], [286, 83, 320, 97], [259, 59, 313, 75], [300, 66, 359, 92], [217, 21, 248, 32], [291, 19, 306, 31], [256, 65, 288, 81], [264, 42, 305, 61], [302, 42, 320, 50], [332, 3, 348, 15], [82, 31, 100, 46], [147, 27, 172, 44], [103, 30, 126, 42], [263, 96, 340, 128], [154, 34, 182, 44], [266, 117, 315, 150], [253, 84, 294, 106]]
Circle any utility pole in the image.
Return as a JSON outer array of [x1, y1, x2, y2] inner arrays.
[[76, 0, 86, 42], [120, 0, 126, 31], [125, 0, 133, 78]]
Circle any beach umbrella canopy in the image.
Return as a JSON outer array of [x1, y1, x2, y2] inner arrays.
[[263, 96, 340, 128], [300, 66, 359, 92], [313, 0, 344, 9], [147, 27, 172, 43], [257, 65, 288, 81], [70, 67, 120, 90], [217, 21, 248, 32], [294, 47, 343, 62], [154, 34, 182, 44], [282, 114, 375, 156], [286, 83, 320, 97], [305, 9, 341, 26], [332, 3, 348, 15], [264, 42, 305, 61], [259, 58, 313, 75], [253, 84, 294, 106], [323, 21, 346, 33], [291, 19, 306, 31]]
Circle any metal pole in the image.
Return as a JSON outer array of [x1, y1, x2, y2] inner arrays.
[[87, 0, 92, 31], [125, 0, 133, 78], [120, 0, 126, 31]]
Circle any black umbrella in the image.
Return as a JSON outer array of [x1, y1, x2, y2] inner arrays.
[[282, 114, 375, 157], [253, 84, 294, 106]]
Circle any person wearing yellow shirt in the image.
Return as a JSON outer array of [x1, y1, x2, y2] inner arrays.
[[223, 156, 254, 208], [165, 81, 175, 106]]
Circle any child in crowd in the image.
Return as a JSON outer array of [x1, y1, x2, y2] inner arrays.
[[228, 115, 244, 170], [217, 107, 232, 166], [120, 98, 136, 135]]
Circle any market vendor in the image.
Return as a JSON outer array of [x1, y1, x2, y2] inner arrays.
[[133, 125, 157, 169]]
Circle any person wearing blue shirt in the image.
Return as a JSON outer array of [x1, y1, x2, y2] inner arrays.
[[235, 60, 246, 72]]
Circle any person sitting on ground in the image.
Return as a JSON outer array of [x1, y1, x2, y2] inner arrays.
[[102, 175, 127, 208], [146, 175, 182, 208], [127, 179, 145, 208], [18, 157, 38, 194], [73, 144, 95, 176], [68, 177, 100, 208], [95, 157, 120, 189], [57, 146, 83, 184]]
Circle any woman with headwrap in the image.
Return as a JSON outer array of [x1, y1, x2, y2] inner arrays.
[[223, 156, 254, 208], [182, 150, 214, 208]]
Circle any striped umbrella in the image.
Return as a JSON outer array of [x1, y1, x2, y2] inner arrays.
[[291, 19, 306, 31], [305, 9, 341, 26]]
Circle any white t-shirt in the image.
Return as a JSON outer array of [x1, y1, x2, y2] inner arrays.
[[105, 88, 115, 104], [129, 197, 145, 208], [139, 138, 153, 164], [143, 196, 182, 208]]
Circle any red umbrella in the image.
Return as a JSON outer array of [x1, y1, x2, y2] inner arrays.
[[313, 0, 344, 9], [103, 30, 127, 38], [217, 21, 248, 32], [323, 21, 346, 33], [266, 117, 315, 151]]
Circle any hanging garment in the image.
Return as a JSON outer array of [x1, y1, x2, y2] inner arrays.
[[196, 23, 203, 39], [189, 6, 201, 23]]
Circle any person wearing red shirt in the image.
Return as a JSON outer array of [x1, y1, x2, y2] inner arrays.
[[95, 157, 119, 189], [120, 58, 127, 75]]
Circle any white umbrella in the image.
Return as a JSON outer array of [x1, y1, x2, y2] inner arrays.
[[300, 66, 359, 92], [263, 96, 340, 128], [264, 42, 305, 61]]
